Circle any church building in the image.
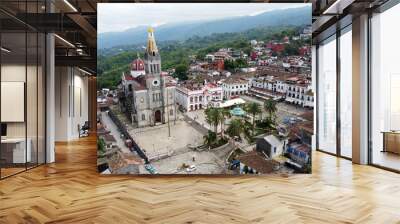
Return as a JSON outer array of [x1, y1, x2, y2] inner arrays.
[[121, 27, 176, 127]]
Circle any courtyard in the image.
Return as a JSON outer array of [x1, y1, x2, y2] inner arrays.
[[150, 150, 227, 174], [124, 109, 236, 174], [129, 118, 205, 160]]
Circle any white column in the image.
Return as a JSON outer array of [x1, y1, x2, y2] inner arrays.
[[352, 14, 369, 164], [46, 32, 55, 163], [312, 45, 317, 151]]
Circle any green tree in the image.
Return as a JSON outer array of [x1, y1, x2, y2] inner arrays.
[[245, 102, 262, 133], [226, 119, 244, 138], [174, 64, 189, 80], [224, 58, 248, 71], [224, 59, 236, 71], [205, 107, 222, 135], [97, 138, 106, 154], [264, 98, 277, 121], [235, 58, 248, 68], [218, 108, 231, 138], [203, 130, 217, 146]]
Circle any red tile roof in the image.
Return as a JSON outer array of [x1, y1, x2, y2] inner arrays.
[[237, 151, 277, 174], [123, 73, 135, 81]]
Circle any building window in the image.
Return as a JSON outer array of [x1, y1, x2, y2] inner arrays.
[[318, 34, 337, 155], [370, 7, 400, 170], [339, 26, 353, 158], [190, 97, 193, 103], [142, 114, 146, 121], [170, 109, 173, 116]]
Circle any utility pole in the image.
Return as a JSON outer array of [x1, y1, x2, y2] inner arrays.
[[174, 89, 177, 125], [166, 87, 171, 137]]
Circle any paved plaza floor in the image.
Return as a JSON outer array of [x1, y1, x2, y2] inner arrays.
[[186, 109, 221, 132], [151, 150, 227, 174], [129, 119, 204, 159], [126, 110, 236, 174]]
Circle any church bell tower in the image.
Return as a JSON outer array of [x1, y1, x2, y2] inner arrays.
[[144, 27, 162, 89], [143, 27, 165, 124]]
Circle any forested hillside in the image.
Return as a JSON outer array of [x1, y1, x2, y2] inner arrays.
[[97, 25, 308, 89]]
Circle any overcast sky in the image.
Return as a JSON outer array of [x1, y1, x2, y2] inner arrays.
[[98, 3, 308, 34]]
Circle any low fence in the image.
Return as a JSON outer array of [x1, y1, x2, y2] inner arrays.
[[107, 108, 149, 163]]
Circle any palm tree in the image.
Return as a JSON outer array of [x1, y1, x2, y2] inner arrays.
[[203, 130, 217, 146], [205, 107, 221, 134], [226, 119, 244, 138], [264, 99, 277, 121], [245, 102, 261, 133], [218, 108, 230, 138]]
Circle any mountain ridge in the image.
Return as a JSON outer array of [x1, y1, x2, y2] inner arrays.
[[98, 6, 311, 49]]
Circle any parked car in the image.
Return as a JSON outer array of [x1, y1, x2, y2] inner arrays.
[[186, 165, 197, 172], [125, 139, 133, 148], [145, 164, 158, 174]]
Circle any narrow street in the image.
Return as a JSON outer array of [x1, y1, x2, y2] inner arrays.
[[100, 111, 131, 154]]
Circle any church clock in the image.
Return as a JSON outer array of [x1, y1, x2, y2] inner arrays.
[[152, 79, 160, 87]]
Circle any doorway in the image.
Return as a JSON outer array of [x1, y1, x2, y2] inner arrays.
[[155, 110, 162, 123]]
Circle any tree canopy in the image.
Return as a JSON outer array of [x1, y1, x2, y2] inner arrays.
[[174, 64, 189, 81]]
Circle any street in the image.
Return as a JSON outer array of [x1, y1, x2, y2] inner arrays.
[[100, 111, 131, 154]]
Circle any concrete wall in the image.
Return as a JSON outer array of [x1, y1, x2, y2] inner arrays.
[[54, 67, 89, 141]]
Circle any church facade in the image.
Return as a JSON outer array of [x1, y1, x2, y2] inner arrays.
[[121, 27, 176, 128]]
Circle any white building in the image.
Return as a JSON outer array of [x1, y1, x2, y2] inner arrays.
[[250, 76, 286, 100], [276, 79, 288, 94], [205, 54, 215, 62], [175, 82, 223, 111], [285, 81, 314, 108], [256, 135, 287, 158], [303, 89, 315, 108], [240, 67, 257, 73], [221, 78, 249, 99]]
